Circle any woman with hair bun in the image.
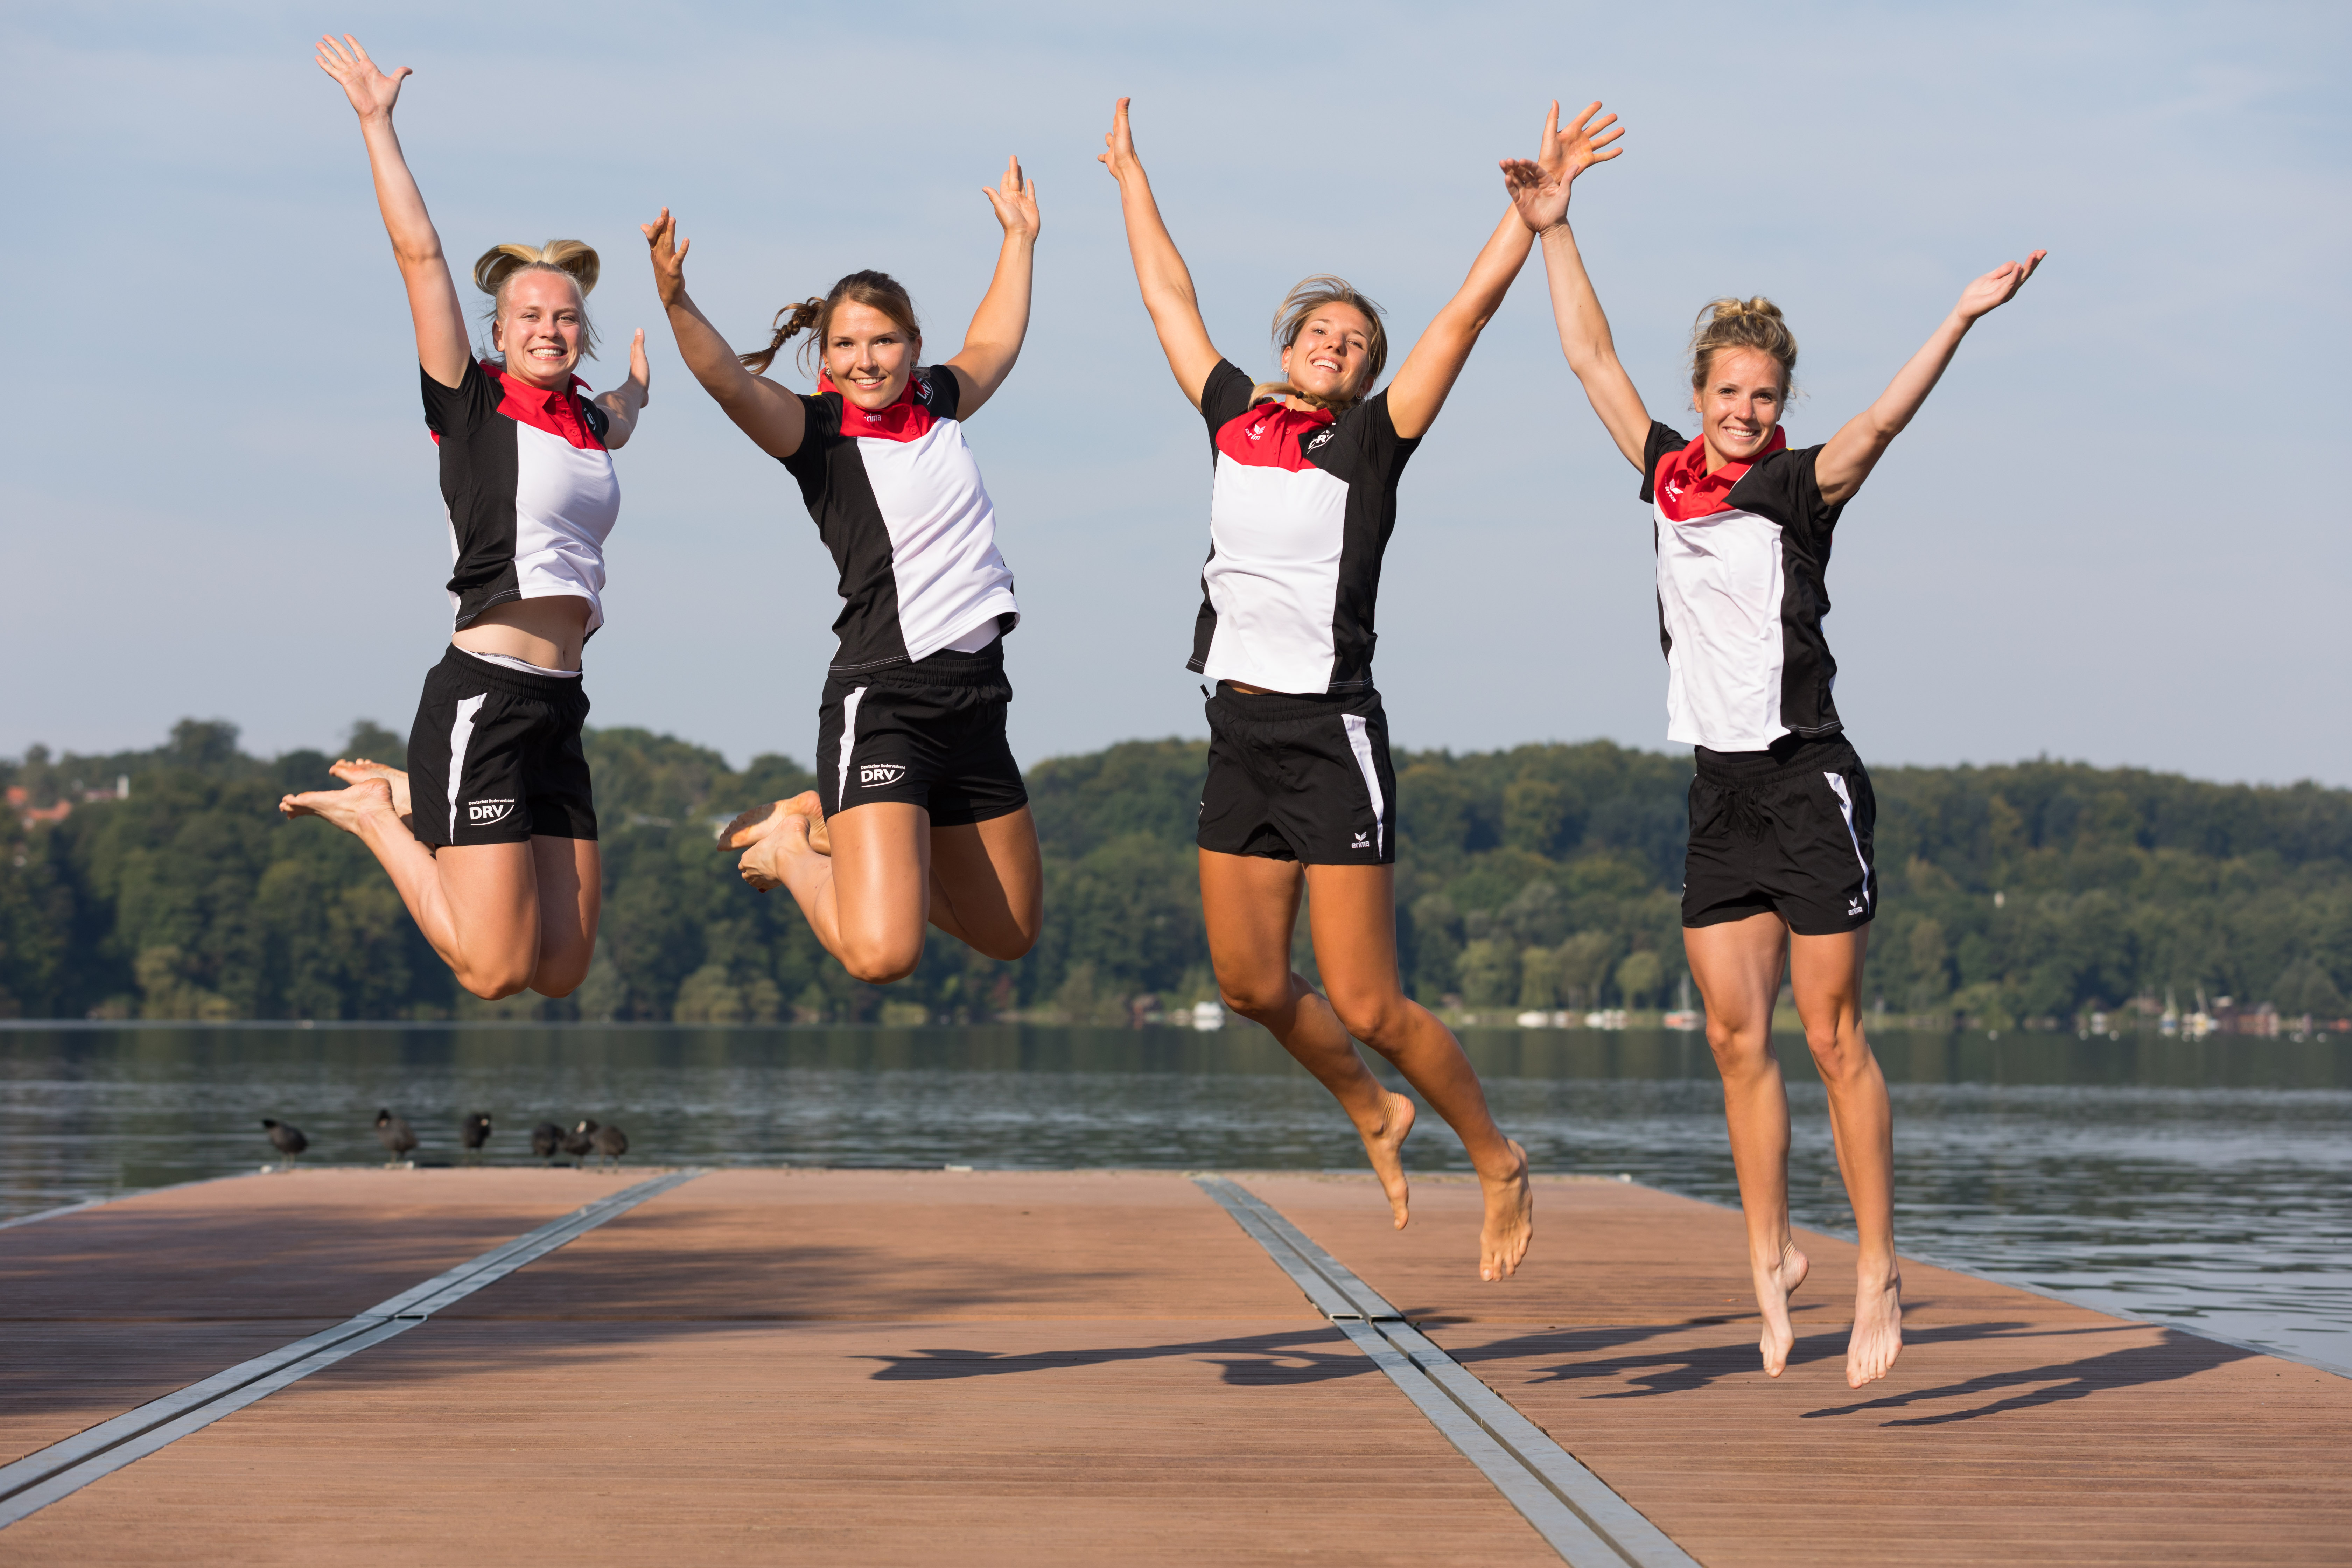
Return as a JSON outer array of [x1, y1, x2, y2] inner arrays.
[[282, 36, 649, 1001], [640, 155, 1043, 985], [1099, 99, 1613, 1282], [1503, 101, 2043, 1387]]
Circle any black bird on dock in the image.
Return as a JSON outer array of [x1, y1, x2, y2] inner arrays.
[[461, 1112, 493, 1157], [560, 1120, 599, 1162], [590, 1123, 629, 1168], [531, 1121, 564, 1161], [374, 1108, 419, 1164], [260, 1118, 307, 1167]]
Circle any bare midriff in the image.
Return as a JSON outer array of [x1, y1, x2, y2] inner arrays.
[[1225, 682, 1270, 696], [453, 596, 592, 673]]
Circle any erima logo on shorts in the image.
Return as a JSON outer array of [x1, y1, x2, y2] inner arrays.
[[1848, 896, 1868, 917], [1352, 831, 1371, 849], [860, 764, 906, 788], [467, 799, 516, 825]]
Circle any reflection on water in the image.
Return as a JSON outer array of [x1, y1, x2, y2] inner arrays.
[[2, 1023, 2346, 1374]]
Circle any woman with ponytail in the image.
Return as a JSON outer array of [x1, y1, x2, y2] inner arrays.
[[639, 156, 1043, 984], [282, 36, 649, 1002], [1502, 100, 2043, 1387], [1098, 99, 1606, 1282]]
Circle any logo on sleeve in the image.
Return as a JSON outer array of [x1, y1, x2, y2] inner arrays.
[[467, 799, 516, 825], [1306, 429, 1334, 453], [859, 764, 906, 788]]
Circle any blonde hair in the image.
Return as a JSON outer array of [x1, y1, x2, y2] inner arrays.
[[1251, 275, 1388, 409], [1688, 296, 1796, 398], [471, 240, 601, 360], [740, 271, 922, 379]]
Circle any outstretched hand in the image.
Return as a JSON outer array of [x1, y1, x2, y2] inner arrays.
[[315, 34, 406, 120], [982, 155, 1040, 242], [1099, 97, 1141, 181], [1955, 251, 2046, 321], [1499, 100, 1623, 233], [642, 208, 691, 308], [626, 328, 649, 400]]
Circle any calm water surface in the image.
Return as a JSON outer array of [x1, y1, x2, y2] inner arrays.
[[2, 1023, 2346, 1374]]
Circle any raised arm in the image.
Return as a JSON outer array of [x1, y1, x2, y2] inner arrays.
[[1098, 98, 1224, 410], [317, 35, 468, 389], [944, 156, 1039, 419], [1500, 101, 1647, 469], [1813, 251, 2046, 506], [641, 209, 807, 462], [591, 330, 651, 450]]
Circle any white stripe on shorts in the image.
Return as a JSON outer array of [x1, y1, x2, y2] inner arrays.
[[1341, 713, 1386, 858], [446, 693, 487, 841], [1823, 771, 1872, 912], [834, 686, 868, 814]]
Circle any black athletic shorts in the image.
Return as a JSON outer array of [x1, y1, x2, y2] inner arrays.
[[1683, 733, 1875, 936], [1198, 683, 1397, 866], [816, 643, 1027, 827], [406, 645, 597, 849]]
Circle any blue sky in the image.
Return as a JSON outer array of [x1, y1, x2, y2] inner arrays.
[[4, 2, 2346, 784]]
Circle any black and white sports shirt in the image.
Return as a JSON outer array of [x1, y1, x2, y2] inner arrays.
[[1639, 420, 1847, 751], [780, 366, 1019, 675], [424, 358, 620, 637], [1189, 360, 1420, 695]]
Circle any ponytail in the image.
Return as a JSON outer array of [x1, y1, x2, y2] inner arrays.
[[740, 270, 922, 381]]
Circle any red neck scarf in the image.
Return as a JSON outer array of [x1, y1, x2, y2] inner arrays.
[[1654, 426, 1786, 522]]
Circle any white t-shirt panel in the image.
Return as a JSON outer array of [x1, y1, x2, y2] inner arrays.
[[1200, 459, 1349, 696], [1656, 503, 1788, 749], [855, 416, 1019, 665]]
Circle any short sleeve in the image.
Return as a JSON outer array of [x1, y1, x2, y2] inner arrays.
[[1636, 421, 1688, 504], [1199, 359, 1255, 443], [778, 392, 840, 485], [1735, 445, 1846, 547], [1349, 390, 1421, 481], [919, 364, 962, 421], [422, 358, 499, 438]]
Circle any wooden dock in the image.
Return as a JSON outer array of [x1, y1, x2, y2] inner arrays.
[[2, 1167, 2345, 1564]]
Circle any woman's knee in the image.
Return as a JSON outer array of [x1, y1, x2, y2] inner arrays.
[[1329, 988, 1412, 1048], [456, 961, 535, 1001], [1217, 972, 1297, 1022], [1806, 1026, 1871, 1083], [839, 940, 922, 987], [1707, 1019, 1773, 1073]]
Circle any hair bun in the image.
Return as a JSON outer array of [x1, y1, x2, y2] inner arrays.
[[471, 239, 600, 297], [1689, 294, 1798, 398]]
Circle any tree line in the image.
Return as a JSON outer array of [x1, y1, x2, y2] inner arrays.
[[4, 719, 2348, 1029]]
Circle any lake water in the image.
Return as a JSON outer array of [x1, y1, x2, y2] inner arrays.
[[3, 1022, 2346, 1376]]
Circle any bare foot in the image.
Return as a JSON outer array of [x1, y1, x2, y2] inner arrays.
[[328, 757, 412, 820], [719, 791, 829, 858], [1476, 1138, 1533, 1282], [1753, 1239, 1811, 1377], [736, 807, 822, 892], [1846, 1267, 1903, 1388], [279, 777, 401, 835], [1355, 1089, 1416, 1230]]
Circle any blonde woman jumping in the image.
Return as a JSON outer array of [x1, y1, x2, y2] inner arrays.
[[1504, 100, 2042, 1385], [283, 36, 649, 1001]]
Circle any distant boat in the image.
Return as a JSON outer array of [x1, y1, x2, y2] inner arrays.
[[1191, 999, 1225, 1032], [1663, 1010, 1702, 1031]]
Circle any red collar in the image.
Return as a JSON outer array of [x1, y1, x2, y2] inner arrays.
[[820, 368, 939, 443], [481, 359, 604, 452], [1216, 396, 1339, 473], [1654, 426, 1786, 522]]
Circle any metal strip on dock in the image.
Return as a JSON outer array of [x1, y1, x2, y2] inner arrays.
[[1193, 1175, 1701, 1568], [0, 1169, 702, 1528]]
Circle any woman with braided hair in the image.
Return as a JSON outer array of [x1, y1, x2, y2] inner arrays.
[[282, 36, 649, 1001], [1503, 100, 2043, 1387], [641, 154, 1043, 983]]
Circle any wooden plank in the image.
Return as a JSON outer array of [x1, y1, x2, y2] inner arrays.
[[0, 1170, 1563, 1566], [0, 1169, 632, 1466], [1238, 1171, 2352, 1568]]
